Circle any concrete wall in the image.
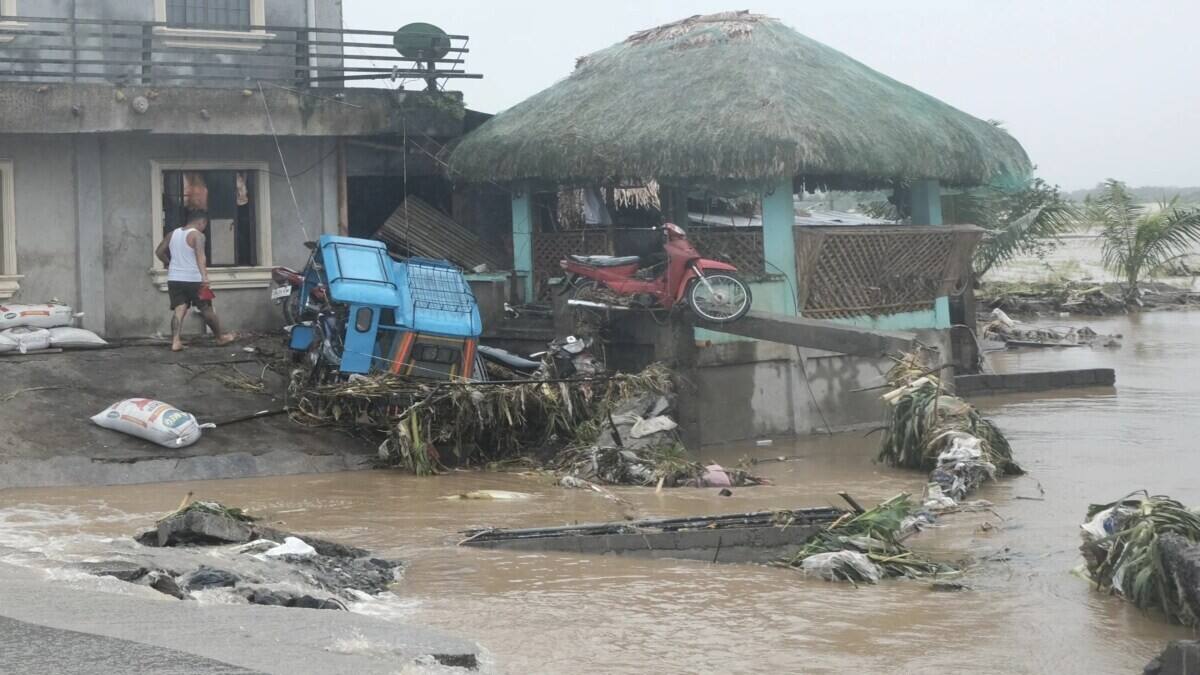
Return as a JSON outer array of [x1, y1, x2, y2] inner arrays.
[[0, 132, 336, 336]]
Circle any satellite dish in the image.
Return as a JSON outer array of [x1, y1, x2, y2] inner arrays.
[[393, 22, 450, 61]]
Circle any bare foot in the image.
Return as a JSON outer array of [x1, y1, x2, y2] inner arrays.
[[216, 333, 237, 346], [171, 342, 186, 352]]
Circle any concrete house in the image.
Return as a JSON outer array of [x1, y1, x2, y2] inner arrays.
[[0, 0, 476, 336]]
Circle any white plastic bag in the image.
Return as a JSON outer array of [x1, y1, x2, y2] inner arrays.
[[48, 326, 107, 349], [90, 398, 206, 448], [1, 326, 52, 354], [264, 537, 317, 558], [0, 303, 75, 330], [800, 551, 883, 584], [0, 333, 16, 353]]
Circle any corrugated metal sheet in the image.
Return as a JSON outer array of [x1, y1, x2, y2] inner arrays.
[[374, 197, 505, 271]]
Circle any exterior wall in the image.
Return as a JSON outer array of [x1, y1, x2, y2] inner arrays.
[[687, 330, 953, 444], [0, 132, 336, 336]]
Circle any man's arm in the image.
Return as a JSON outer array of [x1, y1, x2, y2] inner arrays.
[[189, 230, 210, 285], [155, 233, 171, 267]]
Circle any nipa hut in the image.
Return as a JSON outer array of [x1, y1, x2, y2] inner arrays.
[[449, 11, 1031, 326]]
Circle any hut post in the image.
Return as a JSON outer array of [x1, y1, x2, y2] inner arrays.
[[762, 177, 798, 315], [511, 186, 535, 303], [909, 178, 952, 327]]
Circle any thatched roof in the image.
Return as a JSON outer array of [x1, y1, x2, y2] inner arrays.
[[449, 12, 1031, 190]]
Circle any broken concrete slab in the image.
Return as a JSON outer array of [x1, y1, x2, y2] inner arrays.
[[1144, 641, 1200, 675], [157, 510, 255, 547], [72, 561, 149, 583]]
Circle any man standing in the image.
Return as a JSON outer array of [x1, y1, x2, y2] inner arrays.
[[155, 211, 236, 352]]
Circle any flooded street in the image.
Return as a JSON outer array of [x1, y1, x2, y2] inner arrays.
[[3, 311, 1200, 673]]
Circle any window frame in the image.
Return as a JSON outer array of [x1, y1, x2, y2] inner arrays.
[[0, 0, 29, 45], [0, 159, 20, 300], [152, 0, 274, 51], [149, 160, 274, 291]]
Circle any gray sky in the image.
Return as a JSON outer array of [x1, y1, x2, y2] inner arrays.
[[346, 1, 1199, 190]]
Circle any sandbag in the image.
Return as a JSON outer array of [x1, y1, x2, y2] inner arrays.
[[90, 398, 205, 448], [0, 303, 74, 330], [1, 326, 52, 354], [48, 326, 107, 349], [0, 333, 16, 353]]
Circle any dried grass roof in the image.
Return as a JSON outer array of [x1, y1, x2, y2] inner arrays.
[[449, 11, 1032, 190]]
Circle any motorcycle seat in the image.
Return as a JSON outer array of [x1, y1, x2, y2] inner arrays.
[[568, 254, 640, 267]]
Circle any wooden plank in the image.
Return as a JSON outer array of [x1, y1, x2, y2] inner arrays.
[[694, 310, 916, 358]]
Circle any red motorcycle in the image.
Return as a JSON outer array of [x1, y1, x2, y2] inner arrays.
[[560, 223, 752, 323]]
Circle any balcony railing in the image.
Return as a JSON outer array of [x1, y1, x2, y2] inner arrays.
[[0, 16, 480, 88]]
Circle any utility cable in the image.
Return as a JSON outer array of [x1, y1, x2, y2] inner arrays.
[[258, 81, 310, 242]]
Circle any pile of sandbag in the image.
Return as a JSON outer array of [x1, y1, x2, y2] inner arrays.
[[0, 302, 105, 354]]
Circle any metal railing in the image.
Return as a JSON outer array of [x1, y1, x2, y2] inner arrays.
[[0, 15, 480, 88]]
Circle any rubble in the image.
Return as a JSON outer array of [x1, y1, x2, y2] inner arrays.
[[1144, 641, 1200, 675], [979, 280, 1200, 317], [982, 308, 1121, 348]]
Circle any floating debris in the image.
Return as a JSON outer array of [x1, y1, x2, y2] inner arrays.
[[780, 494, 957, 583], [445, 490, 535, 501], [1079, 491, 1200, 627], [982, 308, 1121, 348], [878, 354, 1021, 502]]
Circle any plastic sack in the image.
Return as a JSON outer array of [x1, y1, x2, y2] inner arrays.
[[264, 537, 317, 558], [0, 333, 16, 353], [48, 326, 107, 349], [0, 303, 74, 330], [1, 326, 52, 354], [90, 398, 205, 448], [801, 551, 883, 584]]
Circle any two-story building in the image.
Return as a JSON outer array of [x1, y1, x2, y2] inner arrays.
[[0, 0, 477, 336]]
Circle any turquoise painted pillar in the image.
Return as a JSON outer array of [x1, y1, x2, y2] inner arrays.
[[511, 188, 534, 302], [910, 178, 951, 328], [762, 177, 798, 315], [910, 179, 943, 225]]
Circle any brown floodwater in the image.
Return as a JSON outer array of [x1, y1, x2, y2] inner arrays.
[[2, 310, 1199, 674]]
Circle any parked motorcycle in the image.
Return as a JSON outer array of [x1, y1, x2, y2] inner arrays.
[[270, 241, 328, 325], [559, 223, 752, 323]]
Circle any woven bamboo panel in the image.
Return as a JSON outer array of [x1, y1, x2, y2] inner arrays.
[[688, 228, 766, 278], [531, 230, 612, 298], [795, 226, 967, 320]]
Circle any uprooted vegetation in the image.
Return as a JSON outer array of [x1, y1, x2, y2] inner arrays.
[[978, 280, 1200, 317], [878, 354, 1021, 502], [1079, 492, 1200, 627], [289, 364, 688, 478], [780, 493, 959, 584]]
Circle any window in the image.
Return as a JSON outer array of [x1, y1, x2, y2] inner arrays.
[[0, 0, 27, 45], [0, 160, 19, 300], [150, 161, 273, 290], [153, 0, 272, 50], [166, 0, 252, 30]]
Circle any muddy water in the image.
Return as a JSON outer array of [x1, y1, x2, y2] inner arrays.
[[3, 312, 1200, 674]]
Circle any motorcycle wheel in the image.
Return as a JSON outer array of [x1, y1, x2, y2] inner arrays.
[[281, 287, 303, 325], [686, 272, 752, 323]]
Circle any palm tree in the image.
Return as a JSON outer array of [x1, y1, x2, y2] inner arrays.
[[954, 178, 1079, 277], [1087, 179, 1200, 303]]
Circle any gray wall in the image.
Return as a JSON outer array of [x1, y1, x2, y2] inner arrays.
[[0, 132, 337, 337]]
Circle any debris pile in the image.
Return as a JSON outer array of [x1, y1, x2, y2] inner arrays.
[[1078, 492, 1200, 627], [982, 308, 1121, 348], [290, 363, 676, 476], [781, 494, 957, 583], [979, 280, 1200, 316], [83, 499, 407, 608], [878, 354, 1022, 503]]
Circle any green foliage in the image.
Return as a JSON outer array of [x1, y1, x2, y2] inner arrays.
[[1083, 492, 1200, 627], [1087, 179, 1200, 301], [944, 178, 1079, 277], [783, 494, 956, 580]]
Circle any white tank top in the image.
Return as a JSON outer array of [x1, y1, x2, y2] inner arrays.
[[166, 227, 203, 282]]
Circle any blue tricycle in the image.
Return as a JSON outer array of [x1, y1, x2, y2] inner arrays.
[[275, 235, 483, 382]]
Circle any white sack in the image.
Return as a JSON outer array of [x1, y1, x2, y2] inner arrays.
[[0, 303, 74, 330], [48, 326, 107, 349], [0, 333, 16, 353], [1, 326, 52, 354], [90, 398, 204, 448]]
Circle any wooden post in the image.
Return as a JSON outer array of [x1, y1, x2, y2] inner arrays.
[[604, 186, 616, 254], [336, 138, 349, 236]]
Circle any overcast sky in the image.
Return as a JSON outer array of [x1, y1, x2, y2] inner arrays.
[[346, 1, 1198, 190]]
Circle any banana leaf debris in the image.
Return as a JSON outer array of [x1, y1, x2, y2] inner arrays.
[[878, 354, 1022, 504], [780, 493, 959, 584], [1079, 492, 1200, 627]]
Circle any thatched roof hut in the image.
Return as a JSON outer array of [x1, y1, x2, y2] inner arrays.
[[449, 11, 1031, 190]]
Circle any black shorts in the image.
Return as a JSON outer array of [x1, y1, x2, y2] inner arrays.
[[167, 281, 211, 310]]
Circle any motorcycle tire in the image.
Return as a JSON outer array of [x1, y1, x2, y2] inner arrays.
[[686, 272, 752, 323], [281, 287, 303, 325]]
